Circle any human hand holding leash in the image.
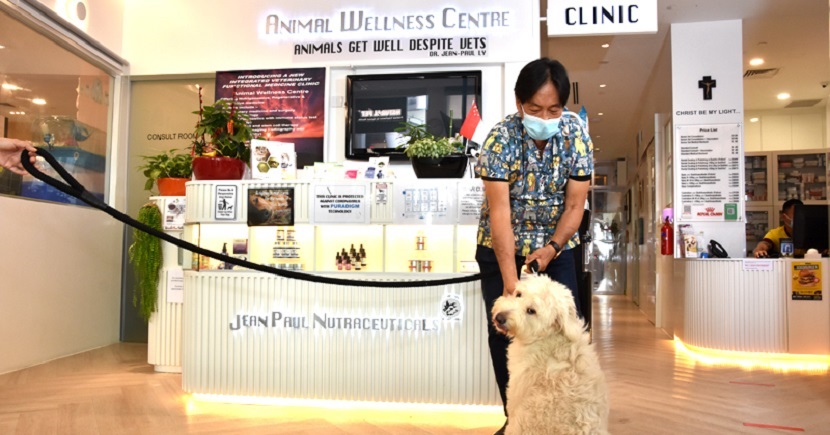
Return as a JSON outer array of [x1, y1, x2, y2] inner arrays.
[[0, 138, 37, 176], [525, 244, 557, 274]]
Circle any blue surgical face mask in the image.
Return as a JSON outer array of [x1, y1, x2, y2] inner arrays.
[[521, 106, 561, 141]]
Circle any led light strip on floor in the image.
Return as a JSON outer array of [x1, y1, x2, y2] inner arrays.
[[674, 336, 830, 374], [189, 394, 505, 428]]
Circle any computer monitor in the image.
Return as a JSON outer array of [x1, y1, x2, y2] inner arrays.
[[792, 203, 829, 257], [345, 70, 482, 160]]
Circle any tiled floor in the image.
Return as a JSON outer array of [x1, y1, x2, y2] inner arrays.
[[1, 295, 828, 434]]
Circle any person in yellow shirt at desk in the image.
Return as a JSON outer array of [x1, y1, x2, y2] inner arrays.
[[753, 199, 802, 258]]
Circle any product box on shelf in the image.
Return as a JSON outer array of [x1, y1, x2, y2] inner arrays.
[[251, 139, 296, 180]]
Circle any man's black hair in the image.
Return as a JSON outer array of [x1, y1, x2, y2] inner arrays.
[[514, 58, 570, 106], [782, 199, 803, 213]]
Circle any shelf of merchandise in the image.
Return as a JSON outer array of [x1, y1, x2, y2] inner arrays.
[[745, 152, 772, 206], [182, 179, 483, 275], [772, 150, 828, 205]]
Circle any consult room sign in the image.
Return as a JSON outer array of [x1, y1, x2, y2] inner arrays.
[[547, 0, 657, 37]]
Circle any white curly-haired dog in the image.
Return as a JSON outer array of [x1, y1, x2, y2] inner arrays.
[[492, 275, 609, 435]]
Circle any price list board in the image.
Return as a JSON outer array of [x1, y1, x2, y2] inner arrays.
[[676, 123, 742, 221]]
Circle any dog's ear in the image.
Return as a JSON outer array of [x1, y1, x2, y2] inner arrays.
[[560, 312, 583, 342], [550, 295, 582, 342]]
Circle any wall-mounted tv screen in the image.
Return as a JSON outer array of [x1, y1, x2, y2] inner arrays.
[[345, 70, 482, 160]]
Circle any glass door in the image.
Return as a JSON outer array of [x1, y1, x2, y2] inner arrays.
[[745, 153, 771, 204], [590, 189, 626, 295]]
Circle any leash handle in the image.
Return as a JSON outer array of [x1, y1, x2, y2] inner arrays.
[[20, 148, 104, 208], [528, 260, 539, 274]]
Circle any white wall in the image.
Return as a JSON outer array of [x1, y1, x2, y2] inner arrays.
[[121, 0, 541, 176], [744, 107, 827, 152], [35, 0, 125, 56], [0, 196, 122, 374], [623, 31, 672, 317], [671, 20, 745, 260], [122, 0, 540, 76]]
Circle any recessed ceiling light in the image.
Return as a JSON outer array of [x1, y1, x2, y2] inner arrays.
[[749, 58, 764, 66], [0, 45, 5, 50], [598, 112, 604, 116], [9, 111, 25, 115], [32, 98, 47, 105], [2, 83, 24, 91], [750, 118, 759, 123], [601, 43, 610, 48], [599, 84, 606, 88], [777, 92, 791, 100]]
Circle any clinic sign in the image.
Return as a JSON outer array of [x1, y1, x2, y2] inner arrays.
[[547, 0, 657, 36]]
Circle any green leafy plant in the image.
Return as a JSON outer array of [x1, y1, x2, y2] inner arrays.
[[138, 149, 193, 191], [395, 121, 464, 159], [191, 87, 252, 163], [128, 204, 163, 322]]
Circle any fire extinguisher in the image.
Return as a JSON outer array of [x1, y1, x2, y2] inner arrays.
[[661, 217, 674, 256]]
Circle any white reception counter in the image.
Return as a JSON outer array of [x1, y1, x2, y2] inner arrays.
[[181, 271, 500, 405], [673, 258, 830, 356]]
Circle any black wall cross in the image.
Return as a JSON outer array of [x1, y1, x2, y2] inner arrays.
[[699, 76, 717, 100]]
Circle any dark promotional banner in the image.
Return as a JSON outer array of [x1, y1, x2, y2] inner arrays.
[[215, 68, 326, 168]]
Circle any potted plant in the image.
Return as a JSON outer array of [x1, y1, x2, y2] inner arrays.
[[128, 203, 163, 322], [397, 121, 468, 178], [138, 148, 192, 196], [191, 86, 252, 180]]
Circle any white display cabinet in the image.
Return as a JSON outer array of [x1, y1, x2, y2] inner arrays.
[[179, 179, 499, 406], [773, 150, 828, 205], [745, 152, 772, 205]]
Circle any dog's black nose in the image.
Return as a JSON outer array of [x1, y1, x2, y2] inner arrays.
[[495, 312, 506, 325]]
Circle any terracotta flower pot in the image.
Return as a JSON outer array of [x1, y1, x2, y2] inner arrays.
[[192, 156, 246, 180], [410, 155, 468, 178], [156, 177, 189, 196]]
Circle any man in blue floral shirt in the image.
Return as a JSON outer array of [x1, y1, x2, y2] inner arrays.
[[475, 58, 592, 435]]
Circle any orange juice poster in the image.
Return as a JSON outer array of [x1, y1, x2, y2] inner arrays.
[[792, 261, 822, 301]]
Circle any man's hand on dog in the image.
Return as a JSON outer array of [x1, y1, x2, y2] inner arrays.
[[503, 278, 518, 297]]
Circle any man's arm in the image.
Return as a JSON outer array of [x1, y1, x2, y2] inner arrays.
[[483, 180, 518, 295], [753, 239, 773, 258]]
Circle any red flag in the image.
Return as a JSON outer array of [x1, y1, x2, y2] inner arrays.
[[459, 100, 481, 140]]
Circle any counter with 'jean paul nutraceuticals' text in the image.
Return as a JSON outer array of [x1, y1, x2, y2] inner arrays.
[[179, 179, 501, 405]]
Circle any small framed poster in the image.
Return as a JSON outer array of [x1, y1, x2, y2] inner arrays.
[[162, 197, 186, 231], [215, 185, 238, 221], [310, 183, 370, 224], [247, 187, 295, 226]]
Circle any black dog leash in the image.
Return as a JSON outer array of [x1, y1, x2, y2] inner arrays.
[[20, 148, 495, 288]]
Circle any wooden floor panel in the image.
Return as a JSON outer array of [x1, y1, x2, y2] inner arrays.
[[2, 295, 829, 434]]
